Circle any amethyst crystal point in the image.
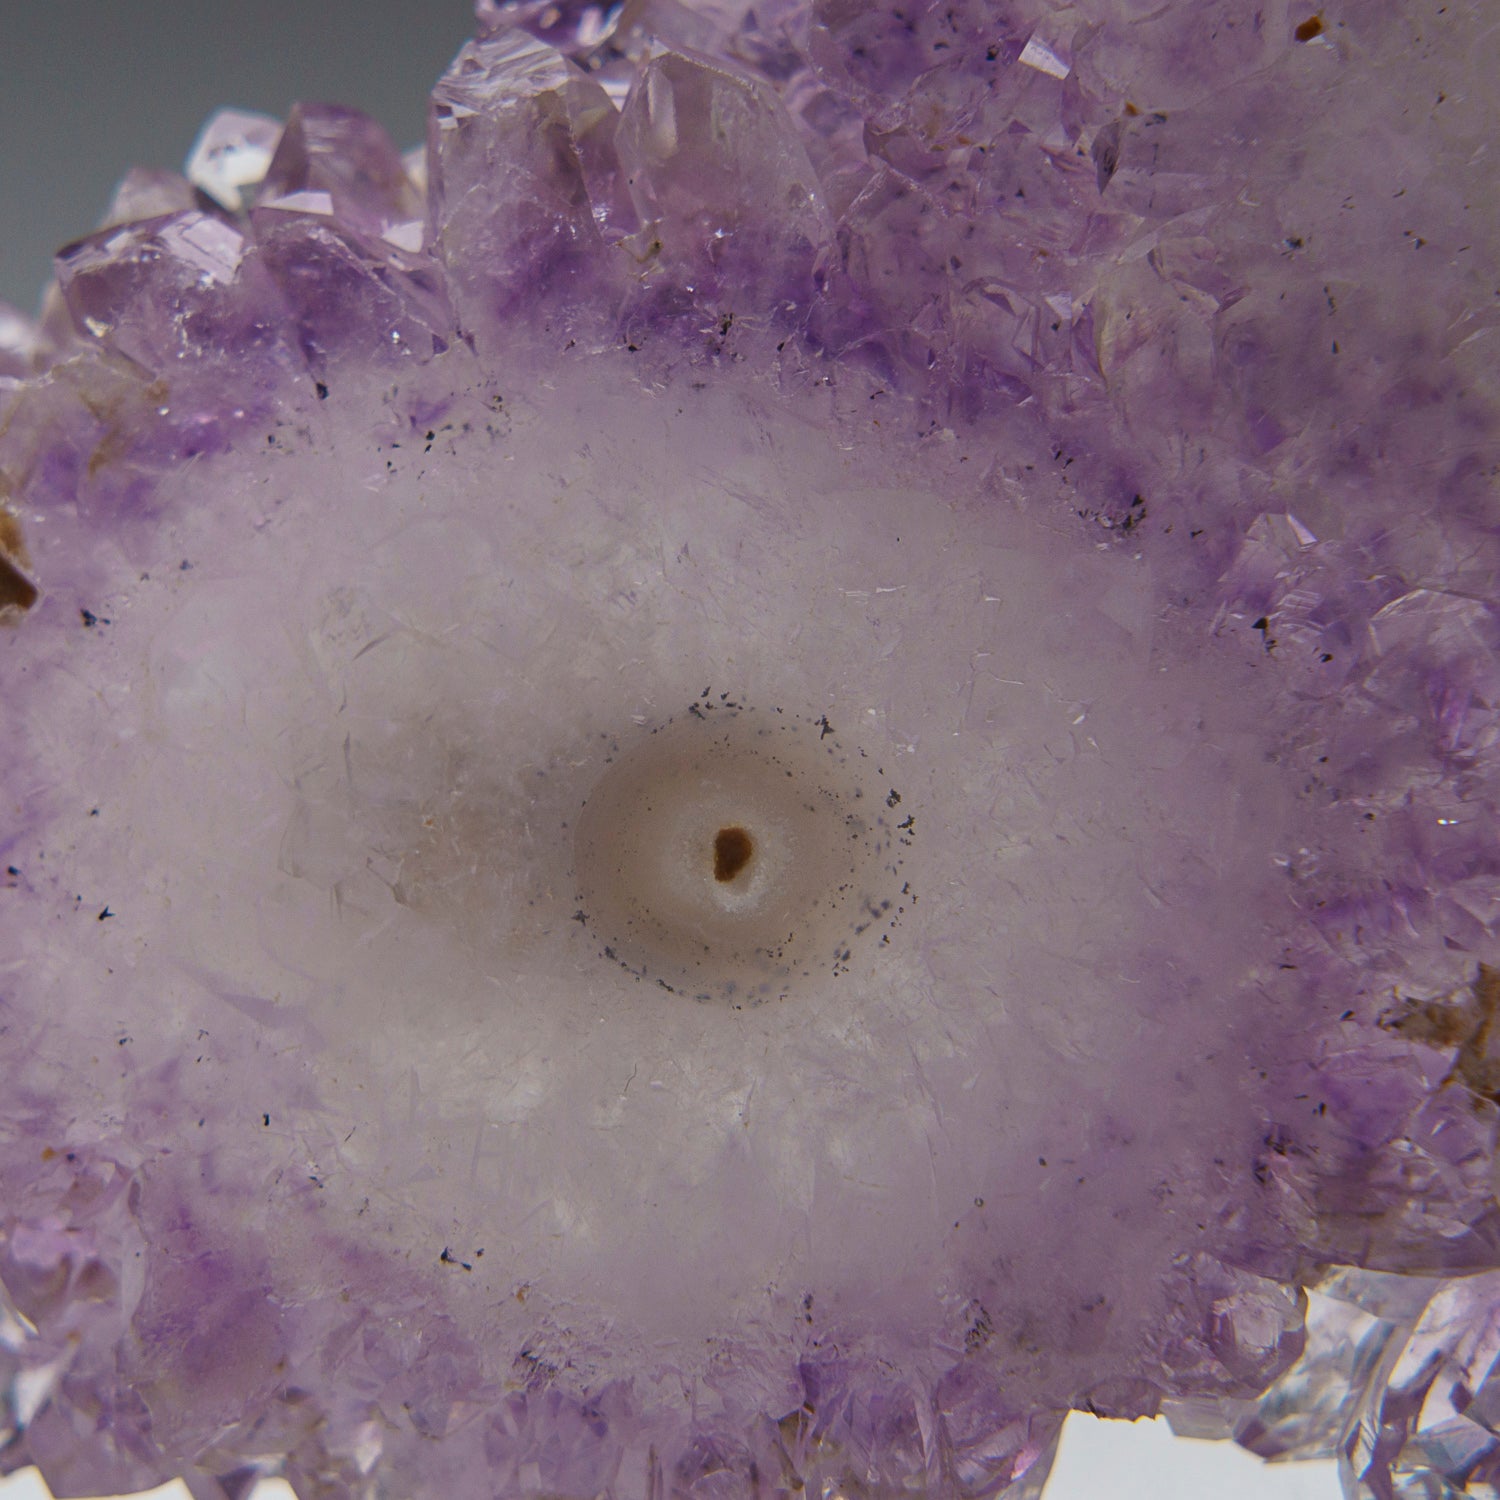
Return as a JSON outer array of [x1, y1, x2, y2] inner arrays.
[[54, 213, 296, 378], [428, 33, 629, 334], [249, 106, 452, 380], [2, 3, 1498, 1499], [98, 170, 200, 234], [258, 104, 423, 238], [612, 46, 833, 308], [185, 108, 284, 213]]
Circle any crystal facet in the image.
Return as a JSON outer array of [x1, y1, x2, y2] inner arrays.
[[184, 108, 284, 213]]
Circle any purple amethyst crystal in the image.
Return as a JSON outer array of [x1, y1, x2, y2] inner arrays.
[[1, 3, 1497, 1498]]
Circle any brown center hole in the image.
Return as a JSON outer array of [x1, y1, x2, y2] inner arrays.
[[713, 826, 754, 882]]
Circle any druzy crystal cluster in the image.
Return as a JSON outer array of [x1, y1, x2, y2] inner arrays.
[[2, 2, 1498, 1497]]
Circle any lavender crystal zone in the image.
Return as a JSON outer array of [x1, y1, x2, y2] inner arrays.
[[1, 2, 1498, 1497]]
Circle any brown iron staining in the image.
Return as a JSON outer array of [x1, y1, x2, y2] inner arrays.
[[1384, 964, 1500, 1103], [1294, 15, 1325, 42], [0, 506, 38, 620], [713, 826, 754, 883]]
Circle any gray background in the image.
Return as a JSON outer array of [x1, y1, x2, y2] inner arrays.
[[0, 2, 474, 312]]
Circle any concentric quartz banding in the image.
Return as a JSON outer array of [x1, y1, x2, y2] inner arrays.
[[0, 315, 1401, 1499], [574, 703, 900, 1001]]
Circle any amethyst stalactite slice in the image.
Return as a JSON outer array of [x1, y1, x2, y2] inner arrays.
[[2, 3, 1498, 1499]]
